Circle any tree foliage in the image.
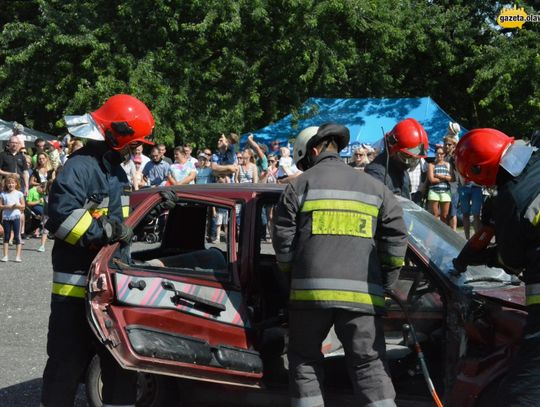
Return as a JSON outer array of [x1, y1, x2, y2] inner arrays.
[[0, 0, 538, 148]]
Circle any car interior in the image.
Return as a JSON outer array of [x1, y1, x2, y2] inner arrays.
[[122, 197, 447, 399]]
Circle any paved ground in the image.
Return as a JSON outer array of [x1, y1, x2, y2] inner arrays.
[[0, 236, 88, 407]]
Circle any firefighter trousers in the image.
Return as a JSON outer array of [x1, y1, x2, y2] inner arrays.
[[40, 299, 137, 407], [288, 308, 396, 407]]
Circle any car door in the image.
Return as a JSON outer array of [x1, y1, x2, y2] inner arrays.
[[87, 190, 263, 387]]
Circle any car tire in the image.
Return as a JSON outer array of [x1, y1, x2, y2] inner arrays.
[[85, 354, 179, 407]]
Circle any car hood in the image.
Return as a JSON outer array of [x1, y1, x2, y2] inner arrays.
[[474, 285, 526, 311]]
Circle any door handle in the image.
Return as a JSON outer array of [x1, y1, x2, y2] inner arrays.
[[161, 280, 226, 313]]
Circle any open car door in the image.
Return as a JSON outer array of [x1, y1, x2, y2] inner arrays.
[[87, 190, 263, 387]]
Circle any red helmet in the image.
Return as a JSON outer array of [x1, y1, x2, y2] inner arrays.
[[386, 118, 428, 158], [91, 94, 155, 151], [455, 128, 514, 186]]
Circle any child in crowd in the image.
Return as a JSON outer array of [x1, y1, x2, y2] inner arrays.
[[195, 152, 213, 184], [26, 182, 49, 252], [277, 146, 300, 180], [0, 174, 25, 262], [277, 146, 293, 178]]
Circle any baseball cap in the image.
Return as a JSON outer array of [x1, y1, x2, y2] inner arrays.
[[48, 140, 62, 149]]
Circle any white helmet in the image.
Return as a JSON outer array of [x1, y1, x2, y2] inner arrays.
[[293, 126, 319, 168], [293, 123, 350, 170]]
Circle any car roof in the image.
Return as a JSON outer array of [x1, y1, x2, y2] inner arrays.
[[131, 183, 286, 205]]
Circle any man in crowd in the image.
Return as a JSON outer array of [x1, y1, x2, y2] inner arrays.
[[40, 94, 155, 407], [130, 142, 150, 168], [211, 133, 238, 181], [32, 137, 47, 166], [0, 134, 29, 196], [365, 118, 428, 199], [454, 129, 540, 406], [143, 146, 170, 186], [273, 123, 408, 407], [157, 143, 172, 164]]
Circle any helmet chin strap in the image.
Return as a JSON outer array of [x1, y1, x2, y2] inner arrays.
[[302, 139, 332, 170]]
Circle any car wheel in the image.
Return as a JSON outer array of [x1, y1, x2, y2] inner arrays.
[[85, 354, 178, 407]]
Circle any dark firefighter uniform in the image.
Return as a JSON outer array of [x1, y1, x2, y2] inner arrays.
[[365, 151, 411, 199], [492, 151, 540, 406], [272, 151, 408, 407], [40, 141, 135, 407]]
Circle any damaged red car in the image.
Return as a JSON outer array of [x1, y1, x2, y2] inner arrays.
[[84, 184, 526, 407]]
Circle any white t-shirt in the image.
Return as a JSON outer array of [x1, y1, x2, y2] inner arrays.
[[1, 190, 24, 220]]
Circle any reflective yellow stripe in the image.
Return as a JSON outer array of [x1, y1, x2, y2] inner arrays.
[[52, 282, 86, 298], [301, 199, 379, 217], [122, 206, 130, 218], [312, 210, 373, 237], [533, 211, 540, 227], [380, 255, 405, 267], [64, 211, 93, 245], [526, 293, 540, 306], [290, 289, 385, 307]]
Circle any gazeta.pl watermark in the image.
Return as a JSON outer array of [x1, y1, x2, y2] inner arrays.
[[497, 5, 540, 29]]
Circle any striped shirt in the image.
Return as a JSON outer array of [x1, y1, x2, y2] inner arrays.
[[430, 163, 451, 193]]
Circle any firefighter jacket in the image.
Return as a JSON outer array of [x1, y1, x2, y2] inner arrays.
[[493, 151, 540, 318], [365, 151, 411, 199], [272, 152, 408, 316], [45, 141, 130, 301]]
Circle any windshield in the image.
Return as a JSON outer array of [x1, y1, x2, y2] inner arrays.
[[399, 198, 512, 287]]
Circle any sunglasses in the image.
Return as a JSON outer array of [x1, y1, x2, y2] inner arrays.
[[354, 153, 366, 157]]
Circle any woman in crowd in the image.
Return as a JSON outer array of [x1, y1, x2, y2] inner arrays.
[[235, 148, 258, 184], [427, 146, 453, 224], [61, 138, 84, 164], [30, 152, 55, 187], [168, 146, 197, 185], [349, 147, 370, 170], [443, 135, 459, 231], [263, 154, 279, 184]]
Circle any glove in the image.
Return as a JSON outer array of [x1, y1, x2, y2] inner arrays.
[[481, 196, 496, 227], [145, 190, 178, 221], [159, 190, 177, 210], [100, 216, 133, 245], [452, 245, 499, 274]]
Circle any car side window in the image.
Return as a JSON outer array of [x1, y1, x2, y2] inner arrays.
[[129, 200, 233, 281]]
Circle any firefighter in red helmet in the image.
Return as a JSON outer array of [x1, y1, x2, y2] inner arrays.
[[453, 128, 540, 406], [41, 95, 155, 407], [365, 118, 428, 199]]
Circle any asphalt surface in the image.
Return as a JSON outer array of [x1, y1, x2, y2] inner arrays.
[[0, 236, 88, 407]]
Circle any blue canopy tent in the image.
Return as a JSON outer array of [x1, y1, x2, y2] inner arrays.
[[242, 97, 466, 156]]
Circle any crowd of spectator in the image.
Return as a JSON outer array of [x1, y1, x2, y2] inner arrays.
[[406, 122, 487, 239], [0, 121, 487, 261], [0, 132, 83, 262]]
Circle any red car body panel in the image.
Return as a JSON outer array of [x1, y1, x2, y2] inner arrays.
[[87, 184, 527, 406]]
